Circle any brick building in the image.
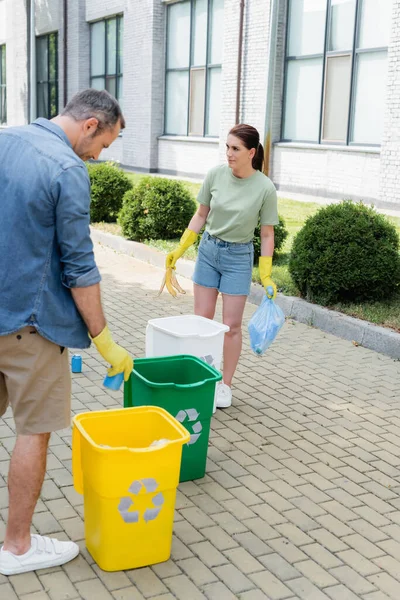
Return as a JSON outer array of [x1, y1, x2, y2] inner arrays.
[[0, 0, 398, 206]]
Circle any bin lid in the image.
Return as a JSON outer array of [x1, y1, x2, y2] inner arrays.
[[147, 315, 229, 338]]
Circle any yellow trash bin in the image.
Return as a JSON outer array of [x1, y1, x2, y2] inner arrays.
[[72, 406, 190, 572]]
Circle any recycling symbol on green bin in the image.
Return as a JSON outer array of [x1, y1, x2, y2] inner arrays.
[[118, 478, 164, 524], [175, 409, 202, 445]]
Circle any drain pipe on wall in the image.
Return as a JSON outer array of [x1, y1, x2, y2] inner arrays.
[[28, 0, 36, 122], [63, 0, 68, 106], [263, 0, 279, 176], [235, 0, 245, 124]]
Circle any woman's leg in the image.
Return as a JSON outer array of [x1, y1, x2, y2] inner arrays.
[[194, 283, 219, 320], [221, 294, 247, 387]]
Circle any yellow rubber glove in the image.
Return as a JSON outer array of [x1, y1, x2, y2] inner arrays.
[[259, 256, 277, 299], [166, 229, 198, 269], [92, 325, 133, 381]]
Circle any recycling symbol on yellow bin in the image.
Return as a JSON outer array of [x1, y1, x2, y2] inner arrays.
[[118, 478, 164, 524], [175, 409, 202, 445]]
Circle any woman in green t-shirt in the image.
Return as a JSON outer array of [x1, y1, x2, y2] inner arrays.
[[164, 124, 278, 409]]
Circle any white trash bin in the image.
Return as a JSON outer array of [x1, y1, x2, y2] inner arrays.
[[146, 315, 229, 412]]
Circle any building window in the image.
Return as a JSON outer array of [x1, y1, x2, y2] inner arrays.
[[0, 45, 6, 124], [36, 33, 58, 119], [282, 0, 392, 146], [90, 15, 123, 105], [165, 0, 223, 137]]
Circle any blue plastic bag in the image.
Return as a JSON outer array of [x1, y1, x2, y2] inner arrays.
[[248, 288, 285, 355]]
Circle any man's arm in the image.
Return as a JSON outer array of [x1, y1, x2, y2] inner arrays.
[[71, 284, 106, 338], [53, 166, 132, 379]]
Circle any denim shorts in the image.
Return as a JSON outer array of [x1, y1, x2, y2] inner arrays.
[[193, 231, 254, 296]]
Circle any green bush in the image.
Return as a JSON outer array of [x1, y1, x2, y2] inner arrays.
[[118, 177, 197, 241], [253, 215, 289, 262], [288, 201, 400, 304], [87, 162, 133, 223]]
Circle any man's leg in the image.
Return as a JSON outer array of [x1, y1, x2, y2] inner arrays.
[[3, 433, 50, 555]]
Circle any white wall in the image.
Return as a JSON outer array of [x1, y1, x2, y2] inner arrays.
[[158, 137, 220, 177], [272, 144, 381, 203]]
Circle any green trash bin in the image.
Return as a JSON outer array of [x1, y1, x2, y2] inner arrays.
[[124, 355, 222, 482]]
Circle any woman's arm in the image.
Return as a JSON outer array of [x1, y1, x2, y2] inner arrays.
[[260, 225, 275, 256], [188, 204, 210, 234]]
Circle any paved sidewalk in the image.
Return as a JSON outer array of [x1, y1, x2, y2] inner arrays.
[[1, 243, 400, 600]]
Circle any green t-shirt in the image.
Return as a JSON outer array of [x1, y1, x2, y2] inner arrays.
[[197, 165, 279, 243]]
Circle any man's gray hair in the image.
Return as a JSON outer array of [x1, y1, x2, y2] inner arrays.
[[61, 89, 125, 132]]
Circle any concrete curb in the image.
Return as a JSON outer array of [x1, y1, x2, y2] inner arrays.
[[91, 227, 400, 360]]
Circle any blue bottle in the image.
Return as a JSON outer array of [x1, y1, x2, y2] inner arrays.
[[71, 354, 82, 373], [103, 372, 124, 391]]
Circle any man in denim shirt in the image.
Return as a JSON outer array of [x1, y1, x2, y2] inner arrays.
[[0, 89, 133, 574]]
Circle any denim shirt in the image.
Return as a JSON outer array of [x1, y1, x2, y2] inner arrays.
[[0, 118, 101, 348]]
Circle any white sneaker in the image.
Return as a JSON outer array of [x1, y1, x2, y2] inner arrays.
[[216, 383, 232, 408], [0, 535, 79, 575]]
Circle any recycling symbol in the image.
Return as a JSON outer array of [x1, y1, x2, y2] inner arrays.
[[118, 478, 164, 524], [200, 354, 215, 369], [175, 408, 202, 445]]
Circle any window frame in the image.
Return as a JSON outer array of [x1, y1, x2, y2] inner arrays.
[[281, 0, 390, 147], [0, 44, 6, 125], [36, 32, 59, 120], [89, 14, 123, 102], [164, 0, 222, 138]]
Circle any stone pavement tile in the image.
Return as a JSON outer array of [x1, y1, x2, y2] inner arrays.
[[174, 519, 205, 545], [189, 541, 228, 568], [45, 498, 77, 521], [223, 547, 265, 574], [373, 554, 400, 581], [234, 532, 271, 557], [200, 526, 238, 551], [212, 510, 248, 535], [342, 534, 386, 560], [20, 592, 51, 600], [179, 506, 214, 529], [329, 565, 377, 595], [111, 588, 146, 600], [176, 557, 218, 586], [274, 523, 314, 546], [125, 567, 168, 597], [247, 571, 292, 600], [327, 482, 364, 508], [221, 498, 257, 520], [8, 573, 43, 596], [237, 591, 273, 600], [315, 515, 354, 538], [324, 584, 361, 600], [294, 560, 338, 588], [191, 493, 222, 515], [39, 571, 80, 600], [201, 581, 237, 600], [75, 579, 114, 599], [92, 565, 132, 591], [163, 574, 207, 599], [62, 554, 96, 582], [318, 500, 358, 523], [286, 577, 331, 599], [309, 528, 349, 553], [268, 537, 308, 563], [0, 583, 18, 600], [170, 537, 194, 561], [301, 543, 343, 569], [283, 508, 320, 532], [212, 564, 255, 594], [291, 496, 327, 518], [259, 553, 301, 581], [348, 519, 388, 543], [363, 593, 393, 600], [151, 560, 182, 579], [367, 573, 399, 600], [242, 516, 279, 541], [336, 549, 382, 577], [259, 491, 295, 512]]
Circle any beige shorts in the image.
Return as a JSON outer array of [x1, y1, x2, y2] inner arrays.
[[0, 327, 71, 435]]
